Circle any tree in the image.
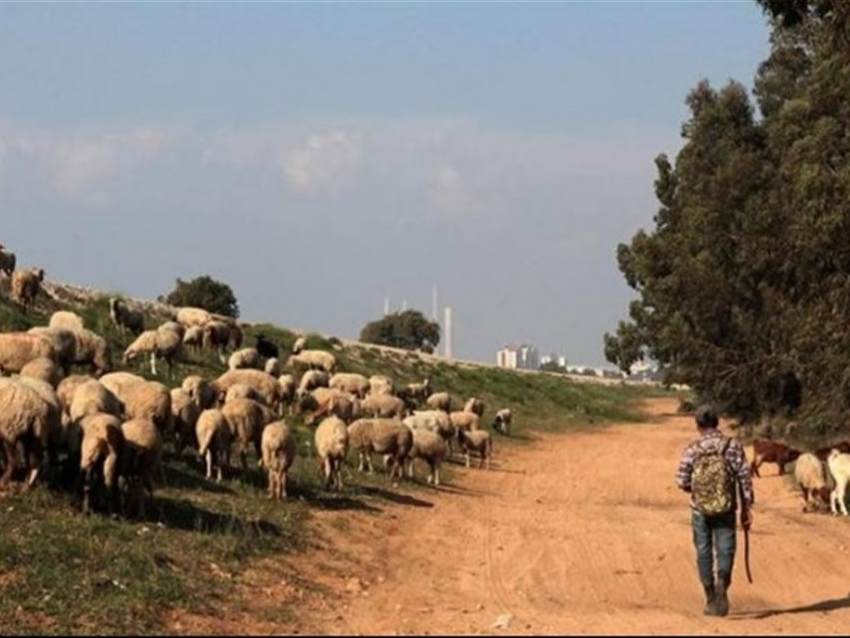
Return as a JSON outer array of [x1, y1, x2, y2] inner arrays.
[[605, 2, 850, 430], [360, 310, 440, 353], [162, 276, 240, 318]]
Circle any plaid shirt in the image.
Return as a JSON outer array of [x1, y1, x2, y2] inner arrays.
[[676, 429, 754, 511]]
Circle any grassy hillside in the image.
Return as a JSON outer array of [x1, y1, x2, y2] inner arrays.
[[0, 284, 671, 634]]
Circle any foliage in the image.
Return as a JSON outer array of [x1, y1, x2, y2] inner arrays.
[[360, 310, 440, 354], [162, 276, 239, 318], [606, 5, 850, 430]]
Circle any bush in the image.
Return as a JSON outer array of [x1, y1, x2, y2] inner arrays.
[[161, 276, 239, 318]]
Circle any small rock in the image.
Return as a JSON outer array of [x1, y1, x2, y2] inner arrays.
[[493, 613, 514, 630], [346, 577, 364, 594]]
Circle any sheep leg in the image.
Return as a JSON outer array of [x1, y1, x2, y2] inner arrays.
[[366, 453, 375, 475], [205, 450, 213, 481], [750, 459, 761, 478], [840, 482, 849, 516], [0, 440, 18, 487], [466, 451, 471, 469], [281, 470, 288, 500], [434, 464, 441, 487]]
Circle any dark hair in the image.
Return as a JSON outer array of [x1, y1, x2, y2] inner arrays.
[[695, 405, 719, 429]]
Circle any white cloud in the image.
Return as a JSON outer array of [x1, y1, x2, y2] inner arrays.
[[282, 131, 363, 192]]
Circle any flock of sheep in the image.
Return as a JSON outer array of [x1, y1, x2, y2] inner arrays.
[[751, 439, 850, 516], [0, 248, 513, 517]]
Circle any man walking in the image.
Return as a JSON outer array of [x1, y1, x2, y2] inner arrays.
[[676, 405, 754, 617]]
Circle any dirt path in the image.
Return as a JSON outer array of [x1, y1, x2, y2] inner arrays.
[[175, 398, 850, 635]]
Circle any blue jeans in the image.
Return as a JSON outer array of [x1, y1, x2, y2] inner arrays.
[[692, 510, 736, 588]]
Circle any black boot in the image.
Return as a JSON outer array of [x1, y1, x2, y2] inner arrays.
[[703, 584, 719, 616], [715, 574, 731, 617]]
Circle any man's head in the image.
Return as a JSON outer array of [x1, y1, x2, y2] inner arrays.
[[695, 404, 719, 430]]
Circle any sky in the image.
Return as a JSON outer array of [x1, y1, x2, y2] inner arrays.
[[0, 2, 772, 366]]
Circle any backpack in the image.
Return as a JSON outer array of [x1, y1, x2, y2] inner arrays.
[[692, 438, 735, 516]]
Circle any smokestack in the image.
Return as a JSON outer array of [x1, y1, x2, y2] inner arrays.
[[432, 286, 438, 321], [384, 297, 390, 316], [444, 306, 453, 360], [402, 299, 408, 312]]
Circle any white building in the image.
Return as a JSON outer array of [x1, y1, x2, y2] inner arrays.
[[497, 344, 540, 370]]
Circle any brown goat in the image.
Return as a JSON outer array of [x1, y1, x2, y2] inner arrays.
[[750, 439, 801, 478]]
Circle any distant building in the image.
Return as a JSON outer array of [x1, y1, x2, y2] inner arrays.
[[497, 344, 540, 370]]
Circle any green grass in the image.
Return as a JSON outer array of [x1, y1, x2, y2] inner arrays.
[[0, 286, 671, 633]]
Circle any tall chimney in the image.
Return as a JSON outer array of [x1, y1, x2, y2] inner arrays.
[[432, 286, 438, 321], [401, 299, 408, 312], [384, 297, 390, 316], [444, 306, 453, 360]]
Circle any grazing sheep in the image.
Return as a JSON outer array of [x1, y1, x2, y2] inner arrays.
[[119, 418, 163, 518], [100, 373, 172, 434], [228, 348, 261, 371], [57, 374, 96, 426], [176, 307, 212, 328], [292, 336, 307, 355], [221, 398, 277, 471], [264, 357, 282, 377], [404, 378, 431, 405], [17, 377, 63, 475], [261, 421, 297, 500], [123, 323, 183, 377], [278, 375, 296, 414], [815, 441, 850, 460], [79, 414, 123, 515], [0, 377, 57, 487], [195, 409, 231, 482], [314, 416, 349, 491], [330, 373, 370, 398], [20, 357, 63, 387], [360, 393, 407, 419], [288, 349, 337, 373], [28, 327, 76, 372], [406, 428, 449, 486], [794, 453, 832, 512], [425, 392, 452, 413], [224, 383, 262, 404], [213, 315, 243, 351], [464, 397, 486, 418], [49, 310, 86, 333], [69, 380, 124, 425], [182, 375, 216, 411], [450, 410, 480, 435], [457, 428, 492, 470], [0, 245, 16, 277], [751, 440, 801, 477], [211, 369, 282, 411], [297, 370, 330, 397], [255, 334, 280, 360], [0, 333, 57, 375], [404, 410, 455, 443], [827, 450, 850, 516], [368, 375, 394, 397], [109, 298, 145, 336], [347, 418, 412, 479], [300, 388, 360, 425], [11, 268, 45, 311], [183, 326, 204, 354], [69, 329, 112, 376], [492, 408, 513, 435], [171, 388, 201, 457]]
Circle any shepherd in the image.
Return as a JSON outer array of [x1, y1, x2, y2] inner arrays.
[[676, 405, 754, 617]]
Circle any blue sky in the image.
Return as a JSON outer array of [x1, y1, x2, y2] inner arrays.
[[0, 2, 771, 365]]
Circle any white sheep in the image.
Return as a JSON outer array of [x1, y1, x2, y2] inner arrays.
[[264, 357, 282, 377], [119, 418, 163, 518], [288, 349, 337, 373], [183, 326, 205, 354], [228, 348, 261, 371], [109, 298, 144, 336], [212, 369, 282, 411], [828, 450, 850, 516], [368, 375, 394, 397], [406, 428, 449, 486], [79, 413, 123, 515], [450, 410, 480, 434], [57, 374, 97, 426], [404, 410, 455, 442], [315, 415, 349, 491], [425, 392, 452, 413], [69, 329, 112, 376], [457, 428, 492, 470], [100, 373, 172, 434], [224, 382, 262, 404], [171, 388, 201, 457], [347, 418, 412, 479], [330, 373, 370, 398], [196, 409, 231, 482], [221, 398, 277, 471], [360, 393, 407, 419], [176, 306, 213, 328], [0, 377, 57, 488], [493, 408, 513, 435], [794, 453, 832, 512], [292, 336, 307, 354], [123, 324, 183, 377], [0, 332, 57, 375], [20, 357, 64, 388], [278, 374, 297, 415], [48, 310, 86, 333], [464, 397, 486, 418], [300, 387, 360, 425], [261, 421, 298, 500], [297, 370, 330, 397], [11, 267, 45, 311], [182, 375, 216, 410], [28, 327, 77, 372]]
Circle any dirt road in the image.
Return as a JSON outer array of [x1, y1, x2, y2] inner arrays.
[[175, 398, 850, 635]]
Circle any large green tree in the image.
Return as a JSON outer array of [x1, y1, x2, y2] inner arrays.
[[162, 275, 240, 318], [360, 310, 440, 353], [606, 3, 850, 428]]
